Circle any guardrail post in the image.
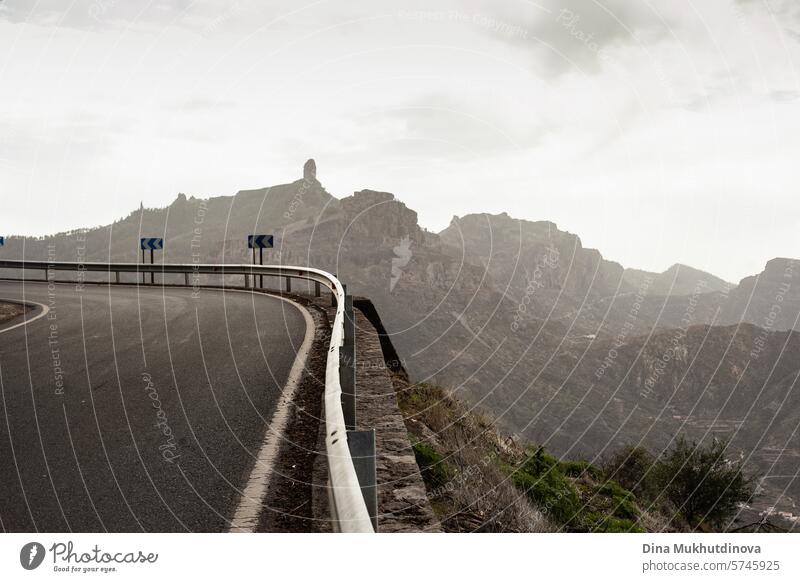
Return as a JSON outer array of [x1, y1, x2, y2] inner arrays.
[[341, 292, 356, 432], [314, 281, 321, 297], [285, 276, 291, 293], [184, 272, 189, 286], [115, 271, 120, 284], [347, 429, 378, 532]]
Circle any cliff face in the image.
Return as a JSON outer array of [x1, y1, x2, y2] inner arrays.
[[279, 190, 520, 390], [719, 258, 800, 331], [439, 212, 629, 304], [340, 190, 424, 244]]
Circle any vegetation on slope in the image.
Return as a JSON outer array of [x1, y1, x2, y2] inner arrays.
[[398, 382, 757, 533]]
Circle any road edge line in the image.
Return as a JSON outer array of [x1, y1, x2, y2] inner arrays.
[[228, 294, 316, 532]]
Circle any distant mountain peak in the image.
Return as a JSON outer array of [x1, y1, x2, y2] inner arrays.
[[448, 211, 559, 234], [303, 158, 317, 183], [623, 262, 731, 296], [738, 257, 798, 287], [762, 257, 797, 275], [664, 263, 687, 272]]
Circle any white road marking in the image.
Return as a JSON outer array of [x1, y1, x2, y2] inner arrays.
[[228, 296, 316, 532], [0, 299, 50, 335], [2, 282, 317, 530]]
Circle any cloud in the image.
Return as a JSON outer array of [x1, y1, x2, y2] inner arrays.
[[736, 0, 800, 39], [0, 110, 128, 167], [769, 89, 800, 103], [735, 0, 797, 11], [170, 97, 238, 112], [1, 0, 149, 29], [677, 78, 739, 113], [0, 0, 235, 34], [482, 0, 670, 77], [380, 93, 555, 156]]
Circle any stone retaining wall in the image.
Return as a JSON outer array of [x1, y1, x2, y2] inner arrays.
[[311, 296, 440, 532]]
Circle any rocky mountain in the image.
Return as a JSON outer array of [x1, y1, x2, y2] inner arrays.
[[5, 160, 799, 519], [5, 162, 337, 265], [517, 322, 800, 518], [438, 212, 630, 322], [719, 258, 800, 331], [624, 263, 732, 297]]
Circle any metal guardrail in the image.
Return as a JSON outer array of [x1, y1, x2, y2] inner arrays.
[[0, 259, 375, 533]]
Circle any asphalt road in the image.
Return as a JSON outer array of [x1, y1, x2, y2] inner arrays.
[[0, 280, 307, 532]]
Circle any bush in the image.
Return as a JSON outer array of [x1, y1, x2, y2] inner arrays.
[[510, 447, 582, 525], [412, 442, 450, 490], [561, 460, 602, 479], [655, 437, 756, 528], [596, 481, 640, 520], [582, 512, 644, 533], [603, 445, 660, 502]]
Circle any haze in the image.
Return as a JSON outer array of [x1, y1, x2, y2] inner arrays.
[[1, 0, 799, 282]]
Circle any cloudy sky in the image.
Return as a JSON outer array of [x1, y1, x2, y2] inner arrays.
[[1, 0, 799, 281]]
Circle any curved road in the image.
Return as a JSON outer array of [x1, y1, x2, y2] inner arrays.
[[0, 280, 307, 532]]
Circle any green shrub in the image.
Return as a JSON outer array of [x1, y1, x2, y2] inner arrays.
[[596, 481, 639, 520], [510, 447, 582, 524], [582, 512, 644, 533], [654, 437, 756, 528], [561, 460, 602, 479], [603, 445, 660, 502], [412, 442, 451, 490]]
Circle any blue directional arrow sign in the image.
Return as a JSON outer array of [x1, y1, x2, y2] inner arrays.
[[248, 234, 273, 249], [0, 236, 4, 247], [140, 238, 164, 251]]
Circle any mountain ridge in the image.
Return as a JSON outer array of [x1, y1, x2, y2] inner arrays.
[[4, 160, 799, 518]]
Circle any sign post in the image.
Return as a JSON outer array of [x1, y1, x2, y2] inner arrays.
[[140, 238, 164, 285], [247, 235, 273, 289]]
